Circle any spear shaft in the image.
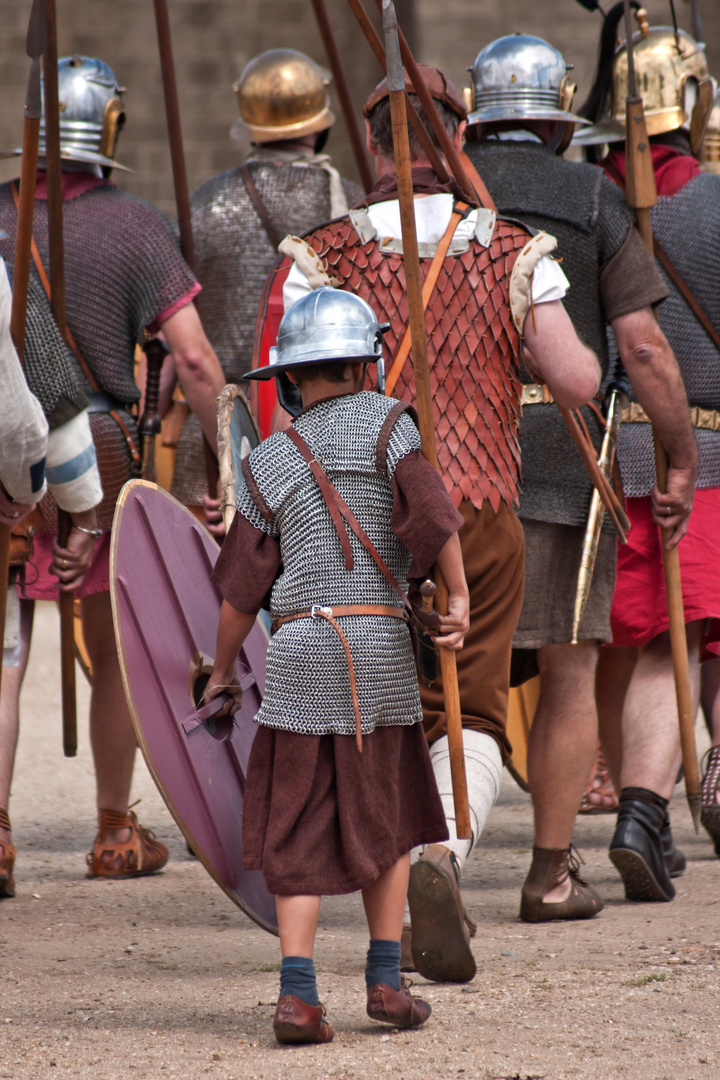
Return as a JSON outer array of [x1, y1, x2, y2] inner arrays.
[[382, 0, 470, 838], [622, 0, 700, 828]]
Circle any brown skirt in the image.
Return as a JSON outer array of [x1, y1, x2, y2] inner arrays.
[[242, 722, 448, 896]]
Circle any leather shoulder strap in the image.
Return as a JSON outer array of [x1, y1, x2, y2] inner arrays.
[[239, 164, 282, 251], [376, 401, 419, 473], [653, 236, 720, 354], [459, 152, 498, 212], [285, 425, 411, 612]]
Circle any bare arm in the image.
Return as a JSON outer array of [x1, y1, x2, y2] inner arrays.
[[523, 299, 601, 409], [612, 306, 697, 548], [433, 532, 469, 651], [204, 600, 256, 714], [160, 303, 226, 454]]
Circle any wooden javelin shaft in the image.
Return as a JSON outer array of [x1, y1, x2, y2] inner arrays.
[[382, 0, 470, 839], [310, 0, 374, 193], [44, 0, 77, 757], [623, 0, 700, 828]]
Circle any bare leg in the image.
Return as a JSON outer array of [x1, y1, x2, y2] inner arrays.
[[0, 600, 34, 851], [618, 622, 703, 799], [362, 854, 410, 941], [81, 592, 137, 845], [596, 645, 638, 793], [527, 640, 598, 902], [701, 657, 720, 746], [275, 895, 321, 957]]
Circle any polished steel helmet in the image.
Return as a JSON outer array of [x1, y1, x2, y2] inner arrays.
[[466, 35, 589, 127], [701, 86, 720, 174], [43, 56, 129, 171], [231, 49, 335, 144], [574, 22, 714, 153]]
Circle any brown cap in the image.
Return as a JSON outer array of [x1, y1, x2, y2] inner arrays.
[[363, 63, 467, 120]]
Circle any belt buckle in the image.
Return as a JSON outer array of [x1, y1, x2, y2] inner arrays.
[[311, 604, 332, 619]]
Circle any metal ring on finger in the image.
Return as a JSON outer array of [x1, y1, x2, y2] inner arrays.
[[62, 558, 67, 570]]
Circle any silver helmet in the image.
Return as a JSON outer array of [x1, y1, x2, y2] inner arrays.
[[244, 288, 386, 417], [7, 56, 131, 172], [466, 34, 589, 128]]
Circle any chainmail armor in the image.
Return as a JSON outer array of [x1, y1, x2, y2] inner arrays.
[[0, 180, 192, 532], [301, 213, 529, 512], [465, 140, 635, 527], [6, 265, 88, 429], [237, 391, 422, 737], [613, 173, 720, 496], [171, 160, 361, 506]]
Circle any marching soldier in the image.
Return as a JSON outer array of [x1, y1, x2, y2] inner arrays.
[[170, 49, 362, 525], [274, 64, 601, 980], [577, 11, 720, 898], [463, 32, 697, 920], [0, 56, 226, 883]]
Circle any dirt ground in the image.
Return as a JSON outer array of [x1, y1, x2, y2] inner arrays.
[[2, 602, 719, 1080]]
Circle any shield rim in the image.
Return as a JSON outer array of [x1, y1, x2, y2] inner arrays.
[[110, 478, 277, 936]]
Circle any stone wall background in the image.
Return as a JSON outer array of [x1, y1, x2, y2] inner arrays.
[[1, 0, 718, 217]]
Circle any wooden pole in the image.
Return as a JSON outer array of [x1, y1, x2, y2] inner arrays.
[[310, 0, 374, 193], [382, 0, 470, 838], [139, 339, 168, 482], [623, 0, 700, 829], [43, 0, 77, 757]]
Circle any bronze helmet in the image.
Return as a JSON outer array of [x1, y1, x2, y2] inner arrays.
[[231, 49, 335, 144]]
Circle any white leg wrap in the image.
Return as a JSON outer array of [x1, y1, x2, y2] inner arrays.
[[411, 730, 503, 871]]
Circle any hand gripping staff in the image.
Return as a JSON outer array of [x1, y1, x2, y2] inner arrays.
[[621, 0, 701, 829], [44, 0, 78, 757], [0, 0, 46, 704], [381, 0, 471, 840]]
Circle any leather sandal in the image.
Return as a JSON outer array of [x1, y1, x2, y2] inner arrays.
[[700, 746, 720, 857], [408, 844, 477, 983], [367, 977, 431, 1029], [578, 742, 619, 814], [86, 808, 169, 879], [520, 845, 604, 922], [273, 995, 334, 1045], [0, 809, 16, 899]]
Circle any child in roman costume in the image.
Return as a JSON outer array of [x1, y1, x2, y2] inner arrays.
[[207, 288, 469, 1045]]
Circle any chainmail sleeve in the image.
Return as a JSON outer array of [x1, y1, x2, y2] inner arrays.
[[384, 409, 422, 476], [594, 170, 636, 267]]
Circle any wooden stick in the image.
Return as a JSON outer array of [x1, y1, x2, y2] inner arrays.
[[140, 339, 168, 482], [382, 0, 470, 838], [310, 0, 374, 193], [44, 0, 77, 757]]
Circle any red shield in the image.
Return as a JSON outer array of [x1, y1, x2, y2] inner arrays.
[[110, 480, 277, 934]]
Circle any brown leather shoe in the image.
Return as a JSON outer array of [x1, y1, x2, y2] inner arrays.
[[367, 979, 431, 1028], [408, 845, 476, 983], [400, 923, 415, 972], [520, 845, 604, 923], [273, 995, 334, 1045]]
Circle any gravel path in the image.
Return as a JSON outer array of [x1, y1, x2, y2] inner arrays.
[[3, 602, 719, 1079]]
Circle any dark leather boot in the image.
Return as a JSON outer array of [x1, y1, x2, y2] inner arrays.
[[660, 815, 686, 878], [272, 996, 334, 1045], [367, 980, 431, 1028], [520, 845, 603, 922], [609, 795, 675, 901]]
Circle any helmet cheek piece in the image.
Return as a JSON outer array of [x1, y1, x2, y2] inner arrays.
[[100, 98, 125, 162], [276, 372, 303, 419], [690, 77, 716, 157]]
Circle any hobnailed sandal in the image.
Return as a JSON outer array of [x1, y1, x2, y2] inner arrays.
[[0, 808, 16, 899], [520, 844, 604, 923], [86, 808, 169, 879], [578, 742, 619, 814], [700, 746, 720, 857]]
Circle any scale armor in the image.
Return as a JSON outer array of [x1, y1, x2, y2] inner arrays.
[[0, 181, 196, 532], [465, 140, 635, 528], [613, 173, 720, 497], [238, 391, 422, 737], [170, 160, 361, 506], [7, 265, 88, 429], [299, 214, 529, 514]]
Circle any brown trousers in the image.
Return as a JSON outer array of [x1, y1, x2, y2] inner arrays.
[[421, 498, 525, 764]]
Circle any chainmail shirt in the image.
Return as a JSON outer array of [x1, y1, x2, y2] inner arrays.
[[6, 264, 88, 429], [465, 140, 666, 527], [613, 173, 720, 495], [171, 156, 361, 506], [236, 391, 422, 737]]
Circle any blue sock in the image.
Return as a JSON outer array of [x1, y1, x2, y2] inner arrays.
[[365, 939, 402, 991], [279, 956, 318, 1007]]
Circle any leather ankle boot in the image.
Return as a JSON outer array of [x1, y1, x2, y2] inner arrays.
[[660, 815, 686, 878], [609, 794, 675, 901], [520, 845, 603, 923]]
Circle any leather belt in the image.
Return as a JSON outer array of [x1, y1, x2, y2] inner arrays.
[[272, 604, 408, 753], [622, 401, 720, 432], [521, 383, 554, 405], [86, 391, 131, 414]]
